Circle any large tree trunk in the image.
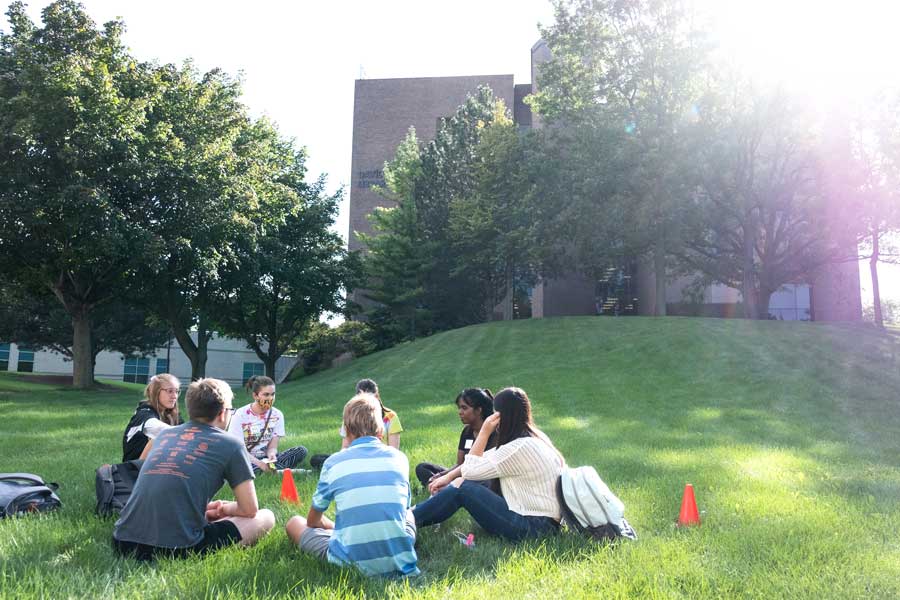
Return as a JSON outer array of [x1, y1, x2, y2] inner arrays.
[[653, 238, 667, 316], [264, 356, 276, 379], [871, 229, 884, 329], [741, 210, 759, 319], [170, 320, 209, 381], [194, 314, 211, 380], [71, 310, 94, 389], [754, 285, 774, 320]]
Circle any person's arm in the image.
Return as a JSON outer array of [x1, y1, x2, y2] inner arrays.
[[206, 479, 259, 520], [388, 433, 400, 449], [468, 413, 499, 457], [265, 435, 279, 461], [428, 464, 463, 494], [305, 507, 335, 530], [138, 440, 153, 460]]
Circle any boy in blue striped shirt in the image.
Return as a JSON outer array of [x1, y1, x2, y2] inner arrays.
[[286, 393, 419, 577]]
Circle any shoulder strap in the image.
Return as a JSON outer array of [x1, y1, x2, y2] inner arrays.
[[245, 409, 273, 452], [0, 473, 46, 486]]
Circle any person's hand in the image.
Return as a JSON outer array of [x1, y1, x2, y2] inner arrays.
[[266, 450, 277, 462], [428, 472, 452, 495], [205, 500, 226, 521], [482, 412, 501, 432]]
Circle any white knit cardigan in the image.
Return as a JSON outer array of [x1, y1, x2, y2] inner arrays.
[[460, 435, 565, 520]]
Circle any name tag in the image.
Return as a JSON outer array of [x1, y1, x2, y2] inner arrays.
[[464, 439, 473, 449]]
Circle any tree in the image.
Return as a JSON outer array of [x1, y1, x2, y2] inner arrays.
[[848, 92, 900, 329], [0, 283, 170, 370], [530, 0, 711, 315], [414, 86, 508, 328], [128, 61, 252, 379], [0, 1, 161, 387], [213, 126, 360, 379], [682, 86, 854, 319], [360, 128, 436, 341], [448, 107, 568, 318]]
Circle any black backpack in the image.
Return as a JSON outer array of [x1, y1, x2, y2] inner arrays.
[[95, 459, 143, 517], [0, 473, 62, 518]]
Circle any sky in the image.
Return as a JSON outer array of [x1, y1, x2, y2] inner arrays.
[[6, 0, 900, 307]]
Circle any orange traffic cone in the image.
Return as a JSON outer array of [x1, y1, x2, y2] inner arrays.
[[280, 468, 300, 504], [677, 483, 700, 526]]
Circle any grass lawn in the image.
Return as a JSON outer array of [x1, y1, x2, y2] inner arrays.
[[1, 316, 899, 599]]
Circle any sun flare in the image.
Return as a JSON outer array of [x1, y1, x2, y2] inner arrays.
[[699, 0, 900, 105]]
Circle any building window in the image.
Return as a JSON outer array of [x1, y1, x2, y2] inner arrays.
[[242, 362, 264, 384], [155, 358, 169, 375], [17, 347, 34, 373], [0, 343, 9, 371], [124, 357, 150, 384]]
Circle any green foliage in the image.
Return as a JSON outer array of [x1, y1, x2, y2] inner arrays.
[[295, 320, 377, 375], [680, 84, 849, 319], [127, 60, 251, 379], [0, 283, 170, 362], [360, 128, 436, 341], [363, 89, 568, 337], [532, 0, 712, 315], [211, 134, 362, 377], [414, 87, 511, 328], [0, 1, 163, 386]]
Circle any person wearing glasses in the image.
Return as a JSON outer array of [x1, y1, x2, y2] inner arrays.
[[414, 388, 498, 493], [227, 375, 308, 473], [122, 373, 183, 461], [113, 378, 275, 560]]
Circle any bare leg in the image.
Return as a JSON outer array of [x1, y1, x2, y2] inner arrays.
[[222, 508, 276, 546], [285, 515, 308, 544]]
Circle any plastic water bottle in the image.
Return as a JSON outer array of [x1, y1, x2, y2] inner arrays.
[[276, 468, 313, 476]]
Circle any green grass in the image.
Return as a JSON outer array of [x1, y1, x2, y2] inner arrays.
[[1, 316, 899, 599]]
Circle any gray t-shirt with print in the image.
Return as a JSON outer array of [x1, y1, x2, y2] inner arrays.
[[113, 421, 254, 548]]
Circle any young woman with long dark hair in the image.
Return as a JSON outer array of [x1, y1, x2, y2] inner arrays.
[[414, 388, 497, 491], [411, 387, 565, 541]]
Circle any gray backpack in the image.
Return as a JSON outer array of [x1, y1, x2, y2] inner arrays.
[[95, 459, 143, 517], [0, 473, 61, 518]]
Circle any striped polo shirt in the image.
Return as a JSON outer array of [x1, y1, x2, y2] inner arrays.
[[313, 436, 419, 577]]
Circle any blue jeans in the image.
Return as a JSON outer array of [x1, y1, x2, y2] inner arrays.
[[412, 480, 559, 541]]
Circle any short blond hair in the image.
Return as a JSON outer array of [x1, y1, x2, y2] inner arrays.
[[343, 393, 384, 438]]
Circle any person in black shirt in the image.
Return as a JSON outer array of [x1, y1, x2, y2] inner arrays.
[[415, 388, 497, 493], [121, 373, 183, 461]]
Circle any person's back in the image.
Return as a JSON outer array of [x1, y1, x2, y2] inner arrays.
[[113, 378, 274, 560], [286, 393, 418, 578], [319, 437, 416, 576], [114, 421, 248, 548]]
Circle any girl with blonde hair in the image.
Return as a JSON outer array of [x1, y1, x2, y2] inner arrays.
[[122, 373, 182, 461]]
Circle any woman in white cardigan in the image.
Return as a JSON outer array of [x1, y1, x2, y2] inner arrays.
[[411, 387, 565, 541]]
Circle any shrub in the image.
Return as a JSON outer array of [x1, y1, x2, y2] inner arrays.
[[296, 321, 378, 375]]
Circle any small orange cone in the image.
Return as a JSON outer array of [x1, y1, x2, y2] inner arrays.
[[677, 483, 700, 526], [280, 468, 300, 504]]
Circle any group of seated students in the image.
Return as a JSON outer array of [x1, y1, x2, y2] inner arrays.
[[112, 374, 566, 577]]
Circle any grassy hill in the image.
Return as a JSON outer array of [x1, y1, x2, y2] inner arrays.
[[1, 317, 899, 599]]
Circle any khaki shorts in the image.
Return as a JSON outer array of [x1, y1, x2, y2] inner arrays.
[[298, 509, 416, 559]]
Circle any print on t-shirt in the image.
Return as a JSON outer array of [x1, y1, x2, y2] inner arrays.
[[227, 405, 286, 457]]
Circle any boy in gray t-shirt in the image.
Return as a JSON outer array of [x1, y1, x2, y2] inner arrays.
[[113, 378, 275, 560]]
